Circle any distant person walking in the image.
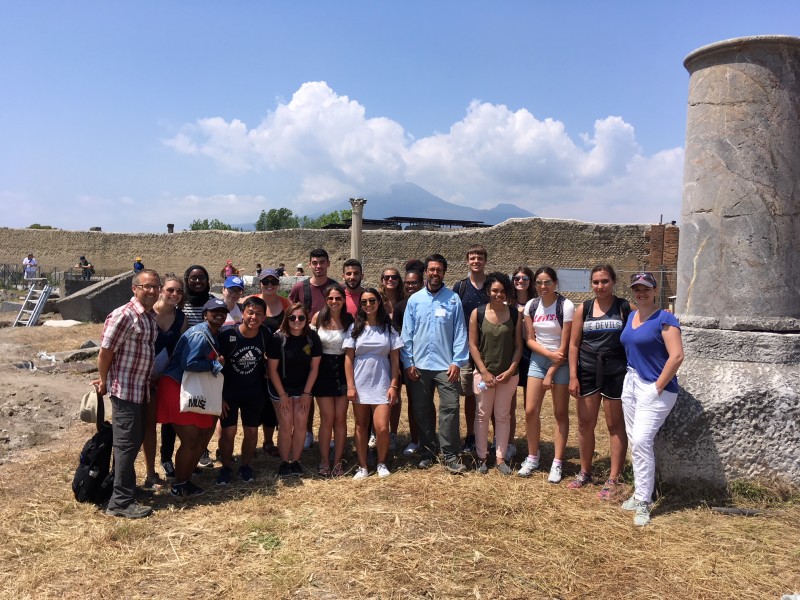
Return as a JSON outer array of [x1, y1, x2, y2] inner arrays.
[[92, 269, 161, 519], [22, 253, 38, 288], [133, 257, 145, 273], [76, 255, 94, 280]]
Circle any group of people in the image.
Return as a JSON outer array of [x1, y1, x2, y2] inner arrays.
[[93, 246, 683, 527]]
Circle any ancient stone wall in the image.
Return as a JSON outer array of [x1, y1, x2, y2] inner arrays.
[[0, 218, 678, 295]]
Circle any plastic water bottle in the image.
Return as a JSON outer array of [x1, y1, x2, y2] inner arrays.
[[476, 380, 486, 392]]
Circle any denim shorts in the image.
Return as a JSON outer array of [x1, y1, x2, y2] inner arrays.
[[528, 352, 570, 385]]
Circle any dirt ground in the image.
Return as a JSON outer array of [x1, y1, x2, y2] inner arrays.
[[0, 313, 103, 464]]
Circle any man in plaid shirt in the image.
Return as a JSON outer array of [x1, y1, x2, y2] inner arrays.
[[93, 269, 161, 519]]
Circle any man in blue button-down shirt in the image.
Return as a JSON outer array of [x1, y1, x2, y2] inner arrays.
[[401, 254, 469, 473]]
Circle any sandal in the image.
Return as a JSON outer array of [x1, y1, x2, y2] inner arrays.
[[331, 463, 344, 478], [597, 478, 621, 500], [318, 465, 331, 477], [567, 471, 593, 489]]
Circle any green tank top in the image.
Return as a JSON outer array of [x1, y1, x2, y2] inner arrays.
[[478, 314, 518, 376]]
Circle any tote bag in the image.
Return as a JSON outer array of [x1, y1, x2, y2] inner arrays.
[[179, 370, 224, 415]]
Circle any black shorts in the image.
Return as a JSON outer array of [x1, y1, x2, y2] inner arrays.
[[221, 392, 266, 428], [577, 368, 625, 400], [261, 397, 278, 427]]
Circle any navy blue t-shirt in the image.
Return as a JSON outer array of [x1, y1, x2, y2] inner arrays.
[[453, 278, 488, 326]]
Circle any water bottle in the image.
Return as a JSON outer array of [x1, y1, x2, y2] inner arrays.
[[476, 380, 486, 392]]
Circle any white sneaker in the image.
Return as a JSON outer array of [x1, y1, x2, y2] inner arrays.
[[547, 462, 563, 483], [368, 433, 377, 449], [506, 444, 517, 459], [517, 455, 540, 477], [376, 463, 391, 478], [403, 442, 418, 456], [353, 467, 369, 480], [621, 495, 638, 511], [303, 432, 314, 450], [633, 501, 651, 526]]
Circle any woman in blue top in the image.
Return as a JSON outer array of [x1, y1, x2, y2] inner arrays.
[[620, 272, 684, 526], [157, 298, 228, 498]]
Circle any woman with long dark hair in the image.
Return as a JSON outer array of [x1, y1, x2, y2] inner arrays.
[[468, 272, 522, 475], [267, 303, 322, 478], [379, 266, 406, 450], [344, 288, 403, 479], [143, 274, 185, 486], [568, 265, 630, 498], [310, 283, 354, 477], [518, 267, 574, 483]]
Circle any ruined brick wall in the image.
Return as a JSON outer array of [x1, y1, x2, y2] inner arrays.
[[0, 219, 679, 300]]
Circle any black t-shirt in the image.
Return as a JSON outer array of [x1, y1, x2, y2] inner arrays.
[[263, 311, 284, 335], [267, 330, 323, 396], [454, 278, 489, 325], [218, 325, 271, 398]]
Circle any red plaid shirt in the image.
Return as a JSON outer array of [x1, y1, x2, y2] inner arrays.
[[100, 297, 158, 404]]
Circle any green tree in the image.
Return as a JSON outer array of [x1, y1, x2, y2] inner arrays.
[[299, 209, 353, 229], [255, 208, 300, 231], [28, 223, 55, 229], [189, 218, 239, 231]]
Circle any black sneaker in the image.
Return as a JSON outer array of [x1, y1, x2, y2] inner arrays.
[[445, 458, 468, 475], [197, 449, 213, 468], [216, 466, 232, 486], [104, 502, 153, 519], [239, 464, 254, 482], [171, 480, 205, 497], [418, 457, 434, 469], [161, 460, 176, 479], [278, 461, 292, 479], [290, 461, 303, 477], [476, 460, 489, 475], [461, 434, 476, 454]]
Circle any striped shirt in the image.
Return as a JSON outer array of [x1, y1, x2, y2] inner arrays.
[[100, 297, 158, 404]]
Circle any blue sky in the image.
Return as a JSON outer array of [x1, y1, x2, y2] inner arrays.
[[1, 2, 798, 232]]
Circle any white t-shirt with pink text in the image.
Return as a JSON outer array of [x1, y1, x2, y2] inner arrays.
[[524, 296, 575, 351]]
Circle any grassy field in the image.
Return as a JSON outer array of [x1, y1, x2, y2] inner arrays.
[[0, 387, 797, 600]]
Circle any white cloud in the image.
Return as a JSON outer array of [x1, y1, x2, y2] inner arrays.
[[165, 82, 684, 223]]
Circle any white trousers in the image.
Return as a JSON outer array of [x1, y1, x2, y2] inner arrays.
[[621, 367, 677, 503]]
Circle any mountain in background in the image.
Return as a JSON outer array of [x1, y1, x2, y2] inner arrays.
[[318, 182, 534, 224], [235, 182, 534, 230]]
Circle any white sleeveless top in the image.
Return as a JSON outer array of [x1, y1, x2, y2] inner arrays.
[[311, 326, 347, 355]]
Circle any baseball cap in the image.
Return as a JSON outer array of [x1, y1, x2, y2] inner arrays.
[[259, 269, 280, 282], [203, 298, 229, 312], [224, 275, 244, 289], [629, 272, 657, 288]]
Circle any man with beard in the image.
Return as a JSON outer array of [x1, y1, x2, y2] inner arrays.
[[342, 258, 364, 318], [93, 269, 160, 518], [401, 254, 469, 474]]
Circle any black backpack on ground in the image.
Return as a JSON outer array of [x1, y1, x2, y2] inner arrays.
[[72, 394, 114, 505]]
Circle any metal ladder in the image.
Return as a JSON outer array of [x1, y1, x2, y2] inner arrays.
[[13, 279, 52, 327]]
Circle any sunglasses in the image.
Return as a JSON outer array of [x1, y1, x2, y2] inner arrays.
[[164, 287, 183, 294], [513, 275, 530, 282], [382, 274, 400, 281], [535, 280, 554, 287], [360, 298, 378, 306], [326, 296, 344, 303], [288, 315, 307, 322], [261, 278, 279, 285]]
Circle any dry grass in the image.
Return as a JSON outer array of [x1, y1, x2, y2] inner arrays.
[[0, 389, 797, 600]]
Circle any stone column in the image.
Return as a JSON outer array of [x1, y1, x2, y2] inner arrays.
[[349, 198, 367, 262], [660, 36, 800, 488]]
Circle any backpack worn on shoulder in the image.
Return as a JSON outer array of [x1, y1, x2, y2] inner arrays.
[[528, 294, 566, 327], [72, 421, 114, 504]]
